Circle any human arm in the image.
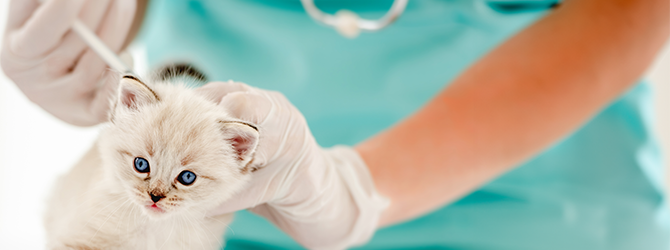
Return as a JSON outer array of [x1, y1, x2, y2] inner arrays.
[[197, 0, 668, 248], [356, 0, 670, 226]]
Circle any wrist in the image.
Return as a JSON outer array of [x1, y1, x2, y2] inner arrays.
[[325, 146, 390, 246], [254, 145, 388, 249]]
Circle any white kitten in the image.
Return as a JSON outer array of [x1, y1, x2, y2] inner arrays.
[[44, 75, 259, 250]]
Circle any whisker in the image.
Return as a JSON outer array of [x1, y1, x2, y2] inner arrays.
[[90, 199, 131, 241], [116, 200, 135, 234], [186, 209, 225, 248], [158, 214, 176, 249], [81, 195, 128, 229], [183, 211, 209, 249]]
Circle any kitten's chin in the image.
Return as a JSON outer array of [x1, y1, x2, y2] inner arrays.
[[141, 204, 171, 220]]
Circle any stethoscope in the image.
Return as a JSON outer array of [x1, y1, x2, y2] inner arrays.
[[300, 0, 409, 38], [66, 0, 410, 75]]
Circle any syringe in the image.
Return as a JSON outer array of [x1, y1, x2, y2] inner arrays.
[[71, 19, 134, 75]]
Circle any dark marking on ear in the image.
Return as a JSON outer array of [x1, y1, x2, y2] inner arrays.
[[123, 75, 141, 82], [219, 120, 260, 173], [241, 163, 251, 174], [122, 74, 161, 102], [218, 120, 258, 131], [240, 158, 263, 174]]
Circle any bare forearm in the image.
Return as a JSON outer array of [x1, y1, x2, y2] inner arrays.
[[357, 0, 670, 226]]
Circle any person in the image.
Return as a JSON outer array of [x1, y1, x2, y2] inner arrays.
[[2, 0, 669, 249]]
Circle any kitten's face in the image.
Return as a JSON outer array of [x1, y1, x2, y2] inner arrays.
[[99, 77, 258, 219]]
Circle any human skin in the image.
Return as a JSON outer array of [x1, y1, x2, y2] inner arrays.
[[356, 0, 670, 226]]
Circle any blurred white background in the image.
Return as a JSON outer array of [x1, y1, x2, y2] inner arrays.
[[0, 1, 101, 249], [0, 1, 140, 248], [0, 1, 668, 249]]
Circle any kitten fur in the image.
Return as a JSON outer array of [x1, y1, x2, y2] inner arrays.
[[44, 75, 259, 250]]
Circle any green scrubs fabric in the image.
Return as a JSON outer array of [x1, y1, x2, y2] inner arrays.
[[139, 0, 670, 249]]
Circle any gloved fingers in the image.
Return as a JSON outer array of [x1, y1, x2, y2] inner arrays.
[[15, 71, 96, 125], [68, 49, 106, 97], [0, 41, 45, 82], [218, 89, 315, 183], [197, 82, 285, 126], [221, 88, 315, 163], [208, 166, 284, 215], [261, 90, 304, 120], [218, 91, 273, 126], [70, 0, 135, 91], [94, 0, 136, 53], [207, 183, 267, 215], [6, 0, 39, 31], [78, 0, 114, 31], [222, 92, 276, 168], [33, 69, 114, 126], [196, 81, 255, 103], [43, 0, 113, 76], [1, 0, 107, 78], [86, 71, 118, 123], [1, 0, 136, 126], [247, 204, 273, 220], [8, 0, 87, 58], [1, 40, 78, 85]]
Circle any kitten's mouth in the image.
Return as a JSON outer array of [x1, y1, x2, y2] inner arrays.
[[146, 204, 165, 213]]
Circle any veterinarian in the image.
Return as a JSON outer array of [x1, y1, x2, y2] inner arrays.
[[2, 0, 669, 249]]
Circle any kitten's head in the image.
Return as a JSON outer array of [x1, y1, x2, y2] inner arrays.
[[98, 75, 258, 219]]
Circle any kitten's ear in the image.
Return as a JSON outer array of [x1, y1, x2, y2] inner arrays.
[[117, 75, 159, 110], [219, 121, 259, 167]]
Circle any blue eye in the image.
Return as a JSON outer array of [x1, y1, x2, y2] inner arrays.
[[178, 170, 196, 185], [134, 157, 150, 173]]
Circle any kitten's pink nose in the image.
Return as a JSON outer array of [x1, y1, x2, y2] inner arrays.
[[150, 193, 165, 203]]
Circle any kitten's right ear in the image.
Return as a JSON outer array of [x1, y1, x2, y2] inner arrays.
[[219, 120, 260, 169], [117, 75, 159, 110]]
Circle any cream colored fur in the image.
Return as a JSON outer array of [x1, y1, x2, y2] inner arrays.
[[44, 78, 258, 250]]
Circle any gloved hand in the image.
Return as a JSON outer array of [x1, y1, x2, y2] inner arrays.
[[1, 0, 136, 126], [198, 81, 390, 250]]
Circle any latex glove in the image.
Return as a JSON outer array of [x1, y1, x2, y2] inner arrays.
[[198, 81, 390, 250], [1, 0, 136, 126]]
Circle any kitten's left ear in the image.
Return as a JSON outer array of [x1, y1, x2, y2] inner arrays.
[[116, 75, 159, 110], [219, 121, 259, 167]]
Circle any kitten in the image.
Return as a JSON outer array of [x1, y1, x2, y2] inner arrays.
[[44, 73, 259, 250]]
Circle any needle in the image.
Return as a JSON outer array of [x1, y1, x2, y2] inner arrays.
[[36, 0, 134, 74], [71, 19, 134, 75]]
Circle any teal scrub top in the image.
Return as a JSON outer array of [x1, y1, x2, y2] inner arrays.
[[138, 0, 670, 249]]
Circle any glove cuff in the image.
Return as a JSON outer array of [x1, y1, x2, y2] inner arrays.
[[324, 145, 390, 249], [254, 145, 389, 250]]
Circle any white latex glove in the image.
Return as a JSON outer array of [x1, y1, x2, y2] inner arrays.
[[197, 81, 390, 250], [1, 0, 136, 126]]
